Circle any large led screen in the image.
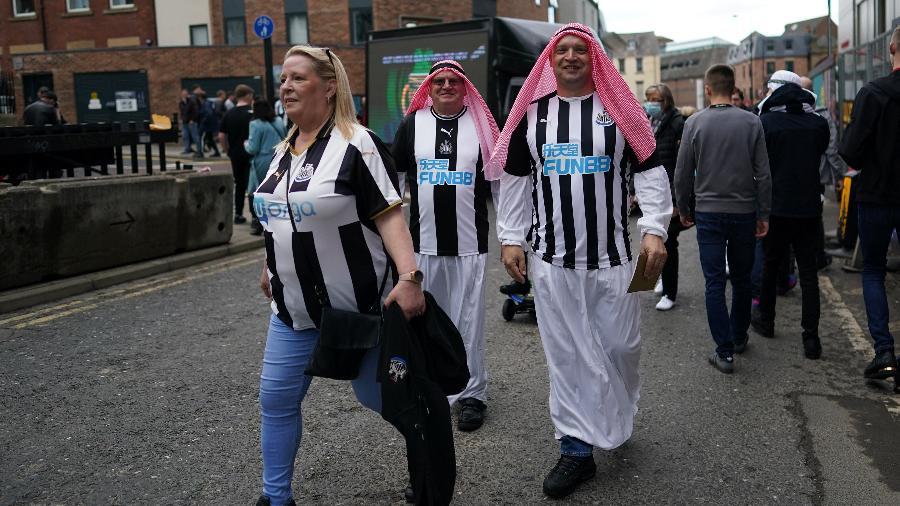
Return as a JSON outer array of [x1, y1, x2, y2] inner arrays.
[[367, 30, 490, 144]]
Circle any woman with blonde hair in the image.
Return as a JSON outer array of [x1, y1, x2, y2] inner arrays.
[[252, 45, 425, 506]]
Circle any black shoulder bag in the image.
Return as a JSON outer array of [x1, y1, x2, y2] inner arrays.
[[304, 265, 390, 380], [280, 145, 391, 380]]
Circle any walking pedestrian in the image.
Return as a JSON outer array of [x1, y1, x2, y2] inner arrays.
[[674, 64, 771, 373], [391, 60, 499, 432], [197, 89, 221, 158], [253, 45, 424, 506], [493, 23, 671, 499], [178, 89, 196, 154], [244, 98, 287, 235], [218, 84, 254, 224], [750, 71, 829, 359], [838, 26, 900, 382], [643, 83, 685, 311]]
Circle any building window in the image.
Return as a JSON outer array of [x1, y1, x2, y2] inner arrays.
[[785, 60, 794, 72], [67, 0, 90, 12], [190, 24, 210, 46], [472, 0, 496, 18], [618, 58, 625, 73], [765, 40, 774, 52], [627, 39, 636, 51], [286, 14, 308, 44], [109, 0, 134, 8], [547, 0, 557, 23], [349, 0, 373, 46], [636, 57, 643, 73], [13, 0, 35, 16], [225, 17, 246, 45], [766, 61, 775, 74], [636, 80, 644, 97], [785, 39, 793, 50]]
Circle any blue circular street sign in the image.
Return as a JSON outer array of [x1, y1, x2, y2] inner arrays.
[[254, 15, 274, 40]]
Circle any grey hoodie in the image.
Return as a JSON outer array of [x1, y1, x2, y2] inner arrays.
[[674, 104, 771, 219]]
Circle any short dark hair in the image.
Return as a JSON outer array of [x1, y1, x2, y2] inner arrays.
[[732, 89, 745, 100], [646, 83, 675, 111], [252, 98, 275, 122], [234, 84, 254, 100], [705, 64, 735, 97]]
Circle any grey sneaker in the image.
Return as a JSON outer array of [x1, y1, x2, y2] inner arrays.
[[708, 352, 734, 374]]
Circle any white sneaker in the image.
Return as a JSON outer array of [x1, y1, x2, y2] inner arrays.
[[654, 279, 663, 295], [655, 295, 675, 311]]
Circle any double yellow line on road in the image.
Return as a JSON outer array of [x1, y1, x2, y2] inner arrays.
[[0, 253, 262, 330]]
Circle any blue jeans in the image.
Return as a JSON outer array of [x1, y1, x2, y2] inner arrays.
[[181, 123, 193, 152], [259, 314, 382, 505], [560, 435, 593, 457], [857, 204, 900, 354], [695, 212, 757, 357]]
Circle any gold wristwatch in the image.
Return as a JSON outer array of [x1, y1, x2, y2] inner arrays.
[[399, 270, 424, 284]]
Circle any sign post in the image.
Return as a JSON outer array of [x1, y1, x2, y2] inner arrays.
[[254, 15, 275, 104]]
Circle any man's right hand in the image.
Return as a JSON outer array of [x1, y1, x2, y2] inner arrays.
[[755, 220, 769, 238], [501, 245, 527, 283], [260, 262, 272, 300]]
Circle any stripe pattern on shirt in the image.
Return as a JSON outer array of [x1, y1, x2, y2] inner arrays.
[[393, 107, 490, 256], [254, 124, 401, 330], [506, 92, 640, 270]]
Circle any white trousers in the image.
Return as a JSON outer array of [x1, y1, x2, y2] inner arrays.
[[530, 255, 641, 450], [416, 253, 488, 405]]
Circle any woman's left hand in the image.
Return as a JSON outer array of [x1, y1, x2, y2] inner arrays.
[[384, 281, 426, 320]]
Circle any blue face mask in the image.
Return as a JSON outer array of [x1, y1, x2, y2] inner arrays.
[[643, 101, 662, 117]]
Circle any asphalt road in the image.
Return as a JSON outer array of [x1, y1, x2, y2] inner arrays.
[[1, 207, 898, 505]]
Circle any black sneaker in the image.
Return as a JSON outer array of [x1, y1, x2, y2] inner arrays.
[[863, 350, 898, 380], [499, 280, 531, 295], [255, 497, 295, 506], [457, 398, 486, 432], [404, 481, 415, 503], [542, 454, 596, 499], [708, 352, 734, 374], [734, 334, 749, 354], [750, 314, 774, 338], [234, 215, 248, 224], [802, 334, 822, 360]]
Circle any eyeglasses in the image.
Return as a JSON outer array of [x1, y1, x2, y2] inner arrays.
[[432, 77, 462, 87], [323, 47, 335, 68]]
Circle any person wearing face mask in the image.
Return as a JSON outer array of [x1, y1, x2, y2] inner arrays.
[[644, 84, 685, 311]]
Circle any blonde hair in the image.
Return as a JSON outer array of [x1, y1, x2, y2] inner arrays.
[[279, 45, 358, 149]]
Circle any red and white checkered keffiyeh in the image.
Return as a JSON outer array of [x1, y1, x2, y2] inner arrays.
[[406, 60, 499, 176], [486, 23, 656, 180]]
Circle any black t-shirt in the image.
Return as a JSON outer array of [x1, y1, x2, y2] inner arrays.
[[219, 104, 252, 158]]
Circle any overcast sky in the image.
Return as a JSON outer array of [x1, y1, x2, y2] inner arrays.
[[597, 0, 838, 44]]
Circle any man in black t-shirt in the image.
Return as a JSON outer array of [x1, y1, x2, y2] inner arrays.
[[219, 84, 254, 224]]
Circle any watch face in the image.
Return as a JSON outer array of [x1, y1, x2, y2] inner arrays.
[[414, 270, 424, 283]]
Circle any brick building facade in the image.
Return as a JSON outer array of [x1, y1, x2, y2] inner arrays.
[[2, 0, 547, 122]]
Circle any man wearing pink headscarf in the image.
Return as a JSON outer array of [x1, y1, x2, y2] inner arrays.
[[491, 24, 672, 498], [391, 60, 499, 433]]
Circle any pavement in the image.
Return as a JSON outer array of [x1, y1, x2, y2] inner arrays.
[[1, 195, 898, 505]]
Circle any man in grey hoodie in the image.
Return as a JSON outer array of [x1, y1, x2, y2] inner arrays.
[[675, 64, 772, 373]]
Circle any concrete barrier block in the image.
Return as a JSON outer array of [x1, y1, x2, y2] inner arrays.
[[172, 171, 233, 251], [0, 185, 54, 290], [50, 176, 180, 276]]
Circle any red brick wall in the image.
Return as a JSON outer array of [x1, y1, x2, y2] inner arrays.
[[734, 57, 812, 103], [1, 0, 156, 52], [244, 0, 288, 45], [497, 0, 546, 21], [209, 0, 224, 45], [373, 0, 470, 30]]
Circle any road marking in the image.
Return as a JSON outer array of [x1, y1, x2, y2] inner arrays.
[[819, 274, 900, 415], [819, 275, 871, 355], [7, 253, 261, 329]]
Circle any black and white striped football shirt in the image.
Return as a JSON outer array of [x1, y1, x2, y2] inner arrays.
[[253, 122, 402, 330], [392, 107, 492, 256], [502, 92, 662, 270]]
